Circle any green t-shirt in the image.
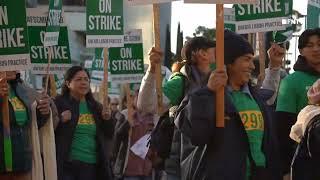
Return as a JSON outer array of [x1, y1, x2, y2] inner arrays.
[[8, 87, 28, 126], [70, 100, 97, 164], [229, 90, 265, 178], [276, 71, 320, 114], [163, 64, 216, 106]]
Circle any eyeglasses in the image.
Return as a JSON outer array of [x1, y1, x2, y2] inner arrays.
[[111, 103, 119, 106]]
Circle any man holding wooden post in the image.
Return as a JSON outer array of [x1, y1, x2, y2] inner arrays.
[[177, 30, 283, 180]]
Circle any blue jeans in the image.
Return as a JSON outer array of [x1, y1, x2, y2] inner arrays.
[[124, 176, 152, 180]]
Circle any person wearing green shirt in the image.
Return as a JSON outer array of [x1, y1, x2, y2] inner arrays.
[[276, 28, 320, 178], [175, 30, 283, 180], [139, 37, 216, 180], [54, 66, 115, 180], [0, 71, 54, 180], [139, 30, 285, 179]]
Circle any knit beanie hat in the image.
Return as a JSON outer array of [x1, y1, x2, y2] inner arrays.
[[308, 79, 320, 104], [224, 30, 254, 65]]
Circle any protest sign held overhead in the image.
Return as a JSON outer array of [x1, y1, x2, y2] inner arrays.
[[109, 29, 144, 83], [235, 0, 293, 34], [43, 0, 62, 47], [86, 0, 124, 48], [27, 8, 71, 74], [0, 0, 31, 71]]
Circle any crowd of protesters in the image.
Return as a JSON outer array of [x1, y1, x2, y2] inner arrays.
[[0, 28, 319, 180]]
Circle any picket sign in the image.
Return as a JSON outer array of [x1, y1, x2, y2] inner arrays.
[[87, 0, 125, 109], [0, 0, 31, 171], [43, 0, 63, 94]]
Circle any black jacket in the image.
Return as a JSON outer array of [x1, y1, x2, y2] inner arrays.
[[54, 94, 114, 180], [179, 86, 282, 180]]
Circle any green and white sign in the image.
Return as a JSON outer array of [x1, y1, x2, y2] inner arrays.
[[27, 8, 71, 74], [307, 0, 320, 29], [0, 0, 31, 71], [44, 0, 62, 47], [184, 0, 257, 4], [86, 0, 124, 48], [54, 73, 64, 92], [127, 0, 178, 5], [224, 7, 236, 32], [91, 48, 106, 84], [235, 0, 292, 34], [109, 29, 144, 83]]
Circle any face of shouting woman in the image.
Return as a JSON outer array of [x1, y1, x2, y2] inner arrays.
[[67, 70, 90, 100]]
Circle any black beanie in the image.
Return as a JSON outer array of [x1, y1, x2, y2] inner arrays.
[[224, 30, 254, 65]]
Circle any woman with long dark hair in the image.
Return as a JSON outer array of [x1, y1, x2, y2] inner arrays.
[[54, 66, 114, 180]]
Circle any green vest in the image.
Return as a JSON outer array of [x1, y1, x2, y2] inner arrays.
[[8, 87, 28, 126], [229, 90, 265, 178]]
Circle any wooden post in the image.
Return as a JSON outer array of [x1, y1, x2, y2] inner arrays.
[[45, 47, 52, 94], [49, 75, 57, 97], [258, 32, 266, 78], [153, 4, 163, 115], [1, 72, 12, 172], [102, 47, 109, 108], [125, 84, 133, 123], [216, 4, 225, 128]]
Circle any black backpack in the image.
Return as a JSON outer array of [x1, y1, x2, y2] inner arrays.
[[291, 114, 320, 180], [149, 72, 187, 168]]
